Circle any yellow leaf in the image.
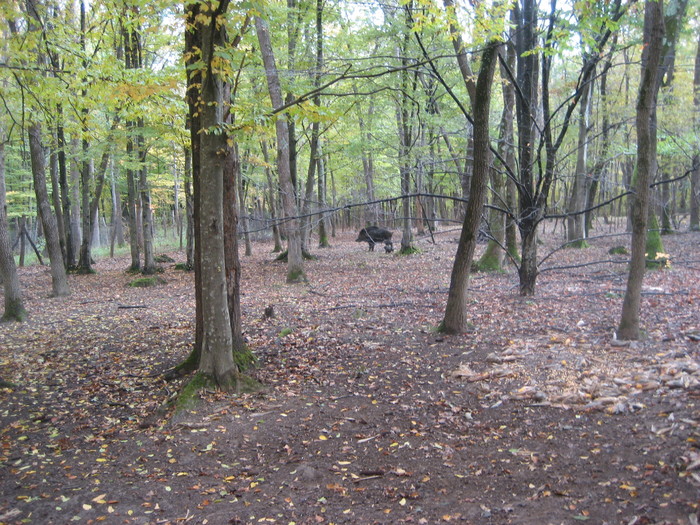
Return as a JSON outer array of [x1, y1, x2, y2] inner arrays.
[[92, 494, 107, 504], [318, 435, 328, 441]]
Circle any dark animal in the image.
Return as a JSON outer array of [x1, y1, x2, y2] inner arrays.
[[356, 226, 393, 252]]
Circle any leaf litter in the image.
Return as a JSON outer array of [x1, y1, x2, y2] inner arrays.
[[0, 227, 698, 524]]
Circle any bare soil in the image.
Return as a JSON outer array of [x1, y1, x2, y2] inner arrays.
[[1, 225, 699, 525]]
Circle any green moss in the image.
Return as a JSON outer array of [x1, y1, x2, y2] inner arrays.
[[566, 239, 589, 249], [173, 372, 211, 414], [278, 327, 293, 337], [286, 268, 307, 283], [154, 254, 175, 263], [128, 276, 167, 288], [398, 245, 421, 255], [2, 302, 27, 322], [645, 213, 667, 269], [174, 262, 193, 271], [507, 246, 521, 264], [474, 243, 503, 273], [233, 346, 257, 371], [608, 245, 628, 255]]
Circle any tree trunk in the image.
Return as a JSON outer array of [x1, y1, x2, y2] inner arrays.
[[184, 146, 195, 268], [690, 32, 700, 231], [0, 129, 26, 321], [261, 141, 283, 252], [69, 139, 82, 261], [126, 158, 140, 271], [28, 123, 69, 296], [317, 142, 330, 247], [139, 145, 156, 274], [194, 0, 238, 389], [441, 40, 499, 333], [56, 106, 76, 268], [223, 140, 246, 352], [49, 139, 67, 265], [255, 15, 306, 282], [566, 76, 593, 246], [238, 156, 253, 256], [618, 0, 665, 340], [78, 128, 114, 272]]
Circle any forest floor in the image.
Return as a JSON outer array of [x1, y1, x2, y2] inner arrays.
[[1, 222, 699, 525]]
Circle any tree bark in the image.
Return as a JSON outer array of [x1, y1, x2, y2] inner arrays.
[[261, 141, 283, 252], [441, 40, 499, 333], [0, 130, 26, 321], [28, 123, 70, 297], [194, 0, 238, 389], [255, 15, 306, 282], [566, 76, 593, 246], [618, 0, 665, 340], [689, 32, 700, 231]]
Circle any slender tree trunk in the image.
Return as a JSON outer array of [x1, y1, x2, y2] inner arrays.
[[618, 0, 665, 340], [256, 15, 306, 282], [300, 122, 318, 253], [56, 106, 75, 268], [69, 139, 82, 260], [690, 32, 700, 231], [317, 142, 330, 247], [28, 123, 69, 296], [567, 77, 593, 246], [238, 156, 253, 256], [223, 139, 246, 352], [139, 146, 156, 274], [261, 141, 283, 252], [184, 146, 195, 268], [49, 139, 67, 264], [441, 40, 499, 333]]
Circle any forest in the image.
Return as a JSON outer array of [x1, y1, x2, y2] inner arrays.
[[1, 0, 699, 523]]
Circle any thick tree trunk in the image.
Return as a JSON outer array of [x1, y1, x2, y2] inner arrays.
[[256, 16, 306, 282], [441, 41, 498, 333], [0, 131, 26, 321], [618, 0, 665, 340], [28, 123, 69, 297], [195, 0, 238, 389]]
